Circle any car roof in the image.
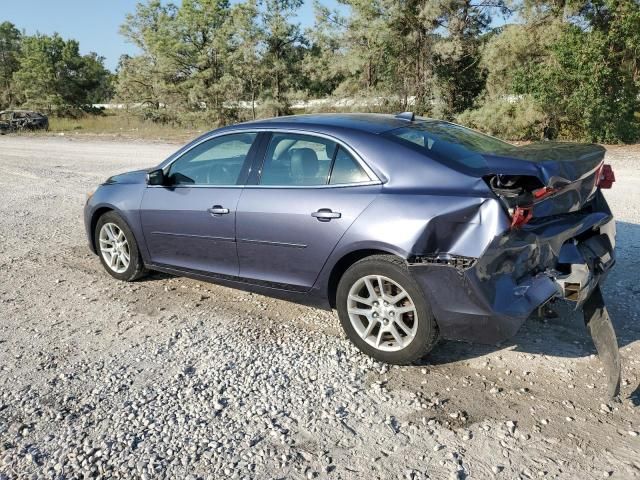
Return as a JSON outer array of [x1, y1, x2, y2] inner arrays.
[[234, 113, 425, 135]]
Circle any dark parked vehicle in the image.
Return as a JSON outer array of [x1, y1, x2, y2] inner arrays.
[[0, 110, 49, 133], [84, 113, 620, 393]]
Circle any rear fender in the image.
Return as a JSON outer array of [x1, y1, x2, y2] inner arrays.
[[409, 195, 616, 344], [313, 192, 509, 303]]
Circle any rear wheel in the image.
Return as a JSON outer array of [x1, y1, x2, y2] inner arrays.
[[336, 255, 438, 364], [95, 211, 147, 281]]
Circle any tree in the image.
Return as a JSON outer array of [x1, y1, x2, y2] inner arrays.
[[423, 0, 508, 119], [459, 0, 640, 142], [83, 53, 115, 104], [111, 0, 639, 142], [309, 0, 505, 117], [318, 0, 399, 100], [13, 33, 112, 111], [514, 0, 640, 142], [0, 22, 22, 109], [115, 54, 160, 107], [259, 0, 306, 116], [228, 0, 264, 119], [457, 20, 563, 139], [301, 2, 349, 99], [120, 0, 243, 124]]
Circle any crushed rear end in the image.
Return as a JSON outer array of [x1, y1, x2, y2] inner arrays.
[[409, 141, 620, 396], [479, 142, 616, 310]]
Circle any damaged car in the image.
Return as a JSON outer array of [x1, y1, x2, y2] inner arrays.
[[84, 113, 620, 396], [0, 110, 49, 133]]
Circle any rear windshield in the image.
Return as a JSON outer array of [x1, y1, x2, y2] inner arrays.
[[384, 121, 516, 171]]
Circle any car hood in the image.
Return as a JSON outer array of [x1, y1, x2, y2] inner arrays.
[[103, 169, 151, 185]]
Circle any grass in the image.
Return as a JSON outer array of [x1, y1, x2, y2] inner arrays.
[[45, 111, 204, 142], [26, 102, 399, 143], [16, 109, 640, 146], [41, 103, 402, 142]]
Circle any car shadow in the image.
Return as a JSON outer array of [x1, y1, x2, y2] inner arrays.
[[419, 221, 640, 400], [139, 271, 175, 282]]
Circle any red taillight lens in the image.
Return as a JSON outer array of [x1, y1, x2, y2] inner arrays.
[[511, 206, 533, 229], [597, 164, 615, 189], [532, 186, 557, 200]]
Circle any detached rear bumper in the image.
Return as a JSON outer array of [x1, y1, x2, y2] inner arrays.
[[409, 194, 615, 344]]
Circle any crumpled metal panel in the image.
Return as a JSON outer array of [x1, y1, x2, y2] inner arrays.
[[409, 191, 615, 344], [583, 286, 621, 400]]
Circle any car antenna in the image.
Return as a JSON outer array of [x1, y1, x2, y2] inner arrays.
[[395, 111, 415, 121]]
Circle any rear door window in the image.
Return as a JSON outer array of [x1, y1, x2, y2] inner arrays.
[[259, 133, 337, 186]]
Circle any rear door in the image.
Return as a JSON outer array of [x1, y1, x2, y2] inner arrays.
[[140, 132, 259, 276], [236, 132, 381, 289]]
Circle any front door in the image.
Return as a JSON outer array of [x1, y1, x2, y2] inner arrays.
[[140, 132, 258, 276], [236, 132, 381, 289]]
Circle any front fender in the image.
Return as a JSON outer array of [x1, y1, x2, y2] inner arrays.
[[84, 184, 147, 261]]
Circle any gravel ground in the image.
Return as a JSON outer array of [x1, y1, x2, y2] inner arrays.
[[0, 135, 638, 480]]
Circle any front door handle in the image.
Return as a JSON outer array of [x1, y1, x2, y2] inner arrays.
[[312, 208, 341, 222], [208, 205, 230, 215]]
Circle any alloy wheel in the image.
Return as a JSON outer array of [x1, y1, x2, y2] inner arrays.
[[99, 222, 130, 274], [347, 275, 418, 352]]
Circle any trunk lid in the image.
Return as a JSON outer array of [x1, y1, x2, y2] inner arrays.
[[482, 142, 605, 219]]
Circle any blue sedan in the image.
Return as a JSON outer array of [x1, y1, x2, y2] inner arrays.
[[84, 113, 619, 391]]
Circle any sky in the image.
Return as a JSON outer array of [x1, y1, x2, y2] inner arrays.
[[1, 0, 341, 72]]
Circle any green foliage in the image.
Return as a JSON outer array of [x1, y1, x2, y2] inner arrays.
[[259, 0, 306, 116], [466, 0, 640, 142], [3, 26, 112, 112], [514, 0, 640, 143], [457, 95, 547, 140], [0, 21, 22, 109], [116, 0, 308, 125], [114, 0, 506, 126], [426, 0, 500, 119], [7, 0, 640, 142], [309, 0, 504, 118], [118, 0, 239, 124]]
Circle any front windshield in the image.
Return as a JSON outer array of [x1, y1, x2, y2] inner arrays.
[[385, 121, 516, 171]]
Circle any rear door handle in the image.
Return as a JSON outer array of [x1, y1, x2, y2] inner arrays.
[[312, 208, 341, 222], [208, 205, 230, 215]]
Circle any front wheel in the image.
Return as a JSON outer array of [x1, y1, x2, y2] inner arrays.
[[336, 255, 438, 364], [95, 211, 147, 282]]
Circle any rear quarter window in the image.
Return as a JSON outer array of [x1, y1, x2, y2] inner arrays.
[[329, 147, 371, 185]]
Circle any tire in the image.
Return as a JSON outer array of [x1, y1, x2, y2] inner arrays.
[[336, 255, 439, 364], [94, 211, 147, 282]]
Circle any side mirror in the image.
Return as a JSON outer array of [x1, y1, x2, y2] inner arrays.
[[147, 168, 166, 186]]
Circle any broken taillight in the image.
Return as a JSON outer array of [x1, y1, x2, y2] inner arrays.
[[510, 206, 533, 229], [597, 164, 615, 189], [532, 186, 557, 200]]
